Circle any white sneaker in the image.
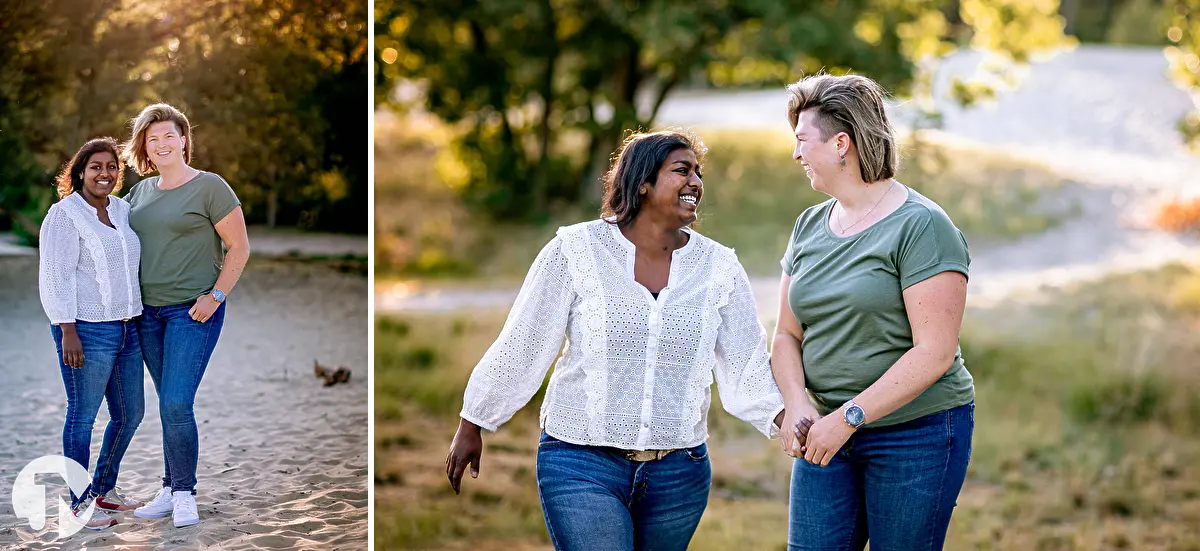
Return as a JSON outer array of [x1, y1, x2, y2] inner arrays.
[[132, 486, 173, 519], [171, 491, 199, 528], [71, 496, 117, 530]]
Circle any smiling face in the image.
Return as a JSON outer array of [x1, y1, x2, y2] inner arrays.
[[80, 151, 120, 201], [642, 148, 703, 227], [793, 109, 845, 193], [145, 120, 187, 170]]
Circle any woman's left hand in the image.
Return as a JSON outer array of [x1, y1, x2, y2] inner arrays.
[[189, 294, 220, 323], [801, 413, 856, 467]]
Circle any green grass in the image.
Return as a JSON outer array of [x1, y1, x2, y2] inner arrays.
[[374, 264, 1200, 550], [376, 115, 1077, 279]]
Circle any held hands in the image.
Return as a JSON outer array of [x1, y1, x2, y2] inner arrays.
[[189, 294, 220, 323], [798, 413, 856, 467], [780, 403, 821, 457], [445, 418, 483, 494]]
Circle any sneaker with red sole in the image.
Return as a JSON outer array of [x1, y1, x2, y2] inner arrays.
[[95, 487, 143, 512], [70, 496, 117, 531]]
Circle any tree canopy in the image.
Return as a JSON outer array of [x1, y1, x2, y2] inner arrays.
[[376, 0, 1073, 220], [0, 0, 367, 243]]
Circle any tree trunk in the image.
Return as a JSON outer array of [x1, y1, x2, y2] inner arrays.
[[580, 38, 642, 203], [1059, 0, 1080, 34], [267, 164, 278, 228], [531, 0, 558, 215]]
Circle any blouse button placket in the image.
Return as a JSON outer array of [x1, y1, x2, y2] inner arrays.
[[637, 304, 663, 446]]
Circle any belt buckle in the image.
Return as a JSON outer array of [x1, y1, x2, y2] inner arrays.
[[625, 449, 674, 462]]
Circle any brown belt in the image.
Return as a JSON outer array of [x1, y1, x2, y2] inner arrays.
[[623, 449, 677, 462]]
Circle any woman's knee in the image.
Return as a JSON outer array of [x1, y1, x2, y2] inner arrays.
[[158, 398, 195, 424]]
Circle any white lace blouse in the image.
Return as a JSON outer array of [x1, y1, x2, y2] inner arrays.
[[461, 220, 784, 450], [38, 193, 142, 324]]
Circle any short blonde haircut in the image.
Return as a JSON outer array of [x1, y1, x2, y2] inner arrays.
[[123, 103, 194, 175], [786, 73, 898, 182]]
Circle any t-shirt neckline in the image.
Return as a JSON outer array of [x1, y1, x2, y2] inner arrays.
[[155, 170, 205, 191], [822, 183, 912, 242]]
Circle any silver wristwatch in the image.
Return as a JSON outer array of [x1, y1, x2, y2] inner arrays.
[[843, 399, 867, 429]]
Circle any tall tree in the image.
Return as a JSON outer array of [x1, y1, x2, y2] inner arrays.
[[0, 0, 367, 242], [376, 0, 1073, 220]]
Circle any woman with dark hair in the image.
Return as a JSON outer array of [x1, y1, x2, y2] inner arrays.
[[38, 137, 146, 531], [445, 129, 786, 550]]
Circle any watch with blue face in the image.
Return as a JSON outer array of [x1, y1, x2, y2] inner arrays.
[[843, 400, 866, 429], [210, 288, 227, 303]]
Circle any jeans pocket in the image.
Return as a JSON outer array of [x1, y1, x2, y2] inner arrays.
[[682, 443, 708, 462], [538, 432, 565, 449]]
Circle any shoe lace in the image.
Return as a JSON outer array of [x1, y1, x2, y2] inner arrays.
[[176, 495, 197, 515], [73, 496, 109, 520], [72, 496, 93, 515], [152, 487, 173, 505]]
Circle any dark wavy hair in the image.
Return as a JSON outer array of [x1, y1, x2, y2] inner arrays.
[[55, 137, 125, 199], [600, 129, 706, 226]]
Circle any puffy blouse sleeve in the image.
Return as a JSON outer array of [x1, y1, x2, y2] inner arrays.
[[460, 235, 576, 431], [38, 206, 81, 324], [713, 251, 785, 439]]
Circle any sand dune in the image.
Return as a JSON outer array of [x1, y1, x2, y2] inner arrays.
[[0, 256, 368, 550]]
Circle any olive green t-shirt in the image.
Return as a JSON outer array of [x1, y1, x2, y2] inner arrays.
[[126, 172, 240, 306], [780, 186, 974, 427]]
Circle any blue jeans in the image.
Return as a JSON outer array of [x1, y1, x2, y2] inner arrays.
[[787, 402, 974, 551], [137, 301, 225, 494], [535, 432, 711, 551], [52, 319, 145, 507]]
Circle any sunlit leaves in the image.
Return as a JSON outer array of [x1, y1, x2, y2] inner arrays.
[[375, 0, 1073, 219], [1166, 0, 1200, 152], [0, 0, 366, 236]]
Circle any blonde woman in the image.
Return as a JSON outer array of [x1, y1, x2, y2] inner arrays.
[[38, 137, 146, 531], [773, 74, 974, 551], [121, 103, 250, 528]]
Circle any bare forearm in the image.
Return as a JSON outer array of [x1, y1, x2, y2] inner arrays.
[[853, 345, 954, 425], [214, 245, 249, 295], [770, 333, 809, 406]]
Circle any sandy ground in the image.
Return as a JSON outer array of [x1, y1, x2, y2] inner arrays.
[[0, 255, 368, 550]]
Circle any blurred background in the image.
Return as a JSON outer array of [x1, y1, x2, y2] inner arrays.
[[0, 1, 369, 548], [375, 1, 1200, 550], [0, 0, 368, 244]]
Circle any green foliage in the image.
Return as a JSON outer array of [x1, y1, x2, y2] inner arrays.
[[1167, 0, 1200, 152], [1060, 0, 1171, 46], [378, 126, 1075, 278], [376, 1, 1072, 221], [0, 0, 366, 242], [1106, 0, 1171, 45]]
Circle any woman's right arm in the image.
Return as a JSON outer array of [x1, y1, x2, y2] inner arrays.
[[771, 272, 819, 456], [38, 209, 83, 368], [447, 235, 576, 493]]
